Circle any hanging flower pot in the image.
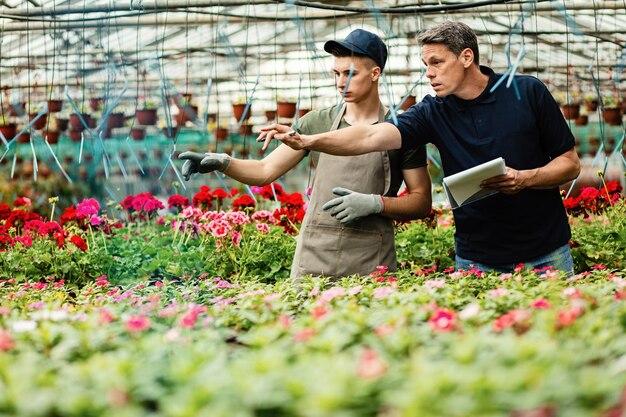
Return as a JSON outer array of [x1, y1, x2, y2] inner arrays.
[[130, 126, 146, 141], [214, 126, 229, 141], [574, 115, 588, 126], [603, 107, 622, 126], [16, 131, 30, 144], [47, 99, 63, 113], [0, 123, 16, 140], [400, 95, 417, 111], [87, 115, 97, 129], [176, 105, 198, 125], [265, 110, 276, 121], [53, 117, 68, 131], [238, 123, 254, 137], [232, 103, 251, 122], [584, 99, 598, 112], [561, 104, 580, 120], [89, 97, 103, 112], [298, 108, 310, 118], [135, 109, 158, 126], [28, 113, 48, 130], [162, 126, 179, 139], [43, 130, 60, 144], [107, 112, 126, 129], [68, 129, 82, 143], [69, 113, 87, 131], [277, 101, 296, 118]]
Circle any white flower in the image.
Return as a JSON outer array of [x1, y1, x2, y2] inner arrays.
[[12, 320, 37, 333]]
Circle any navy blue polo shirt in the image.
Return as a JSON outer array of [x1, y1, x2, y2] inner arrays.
[[393, 66, 575, 264]]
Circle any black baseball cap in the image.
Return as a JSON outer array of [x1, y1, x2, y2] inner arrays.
[[324, 29, 388, 71]]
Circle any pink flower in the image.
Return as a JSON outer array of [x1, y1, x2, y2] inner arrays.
[[492, 309, 531, 333], [356, 348, 388, 379], [488, 288, 508, 298], [99, 308, 116, 324], [231, 230, 242, 247], [0, 329, 15, 351], [373, 286, 395, 299], [76, 198, 100, 218], [311, 305, 329, 320], [348, 285, 363, 296], [125, 315, 150, 333], [209, 219, 230, 238], [318, 287, 345, 304], [374, 324, 395, 338], [27, 301, 45, 310], [278, 315, 292, 329], [530, 298, 552, 309], [293, 328, 315, 342], [459, 303, 480, 320], [256, 223, 270, 234], [424, 279, 445, 291], [429, 308, 457, 332]]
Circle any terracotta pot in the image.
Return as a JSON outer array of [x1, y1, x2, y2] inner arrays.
[[89, 97, 102, 112], [87, 115, 97, 129], [206, 112, 217, 123], [214, 127, 229, 141], [107, 112, 126, 129], [277, 101, 296, 118], [69, 129, 82, 143], [238, 123, 254, 136], [561, 104, 580, 120], [584, 99, 598, 112], [43, 130, 60, 144], [176, 105, 198, 125], [400, 95, 417, 110], [603, 107, 622, 126], [47, 99, 63, 113], [54, 117, 68, 131], [232, 103, 251, 122], [29, 113, 47, 130], [265, 110, 276, 121], [298, 108, 310, 118], [16, 131, 30, 144], [0, 124, 17, 140], [162, 126, 179, 139], [574, 115, 588, 126], [130, 127, 146, 141], [69, 113, 87, 131], [135, 108, 158, 126]]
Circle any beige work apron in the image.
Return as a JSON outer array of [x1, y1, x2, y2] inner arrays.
[[290, 103, 397, 278]]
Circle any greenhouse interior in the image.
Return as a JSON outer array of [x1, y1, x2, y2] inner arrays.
[[1, 1, 626, 416]]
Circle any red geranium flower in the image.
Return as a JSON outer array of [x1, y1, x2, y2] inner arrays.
[[69, 235, 88, 251], [232, 195, 256, 211], [167, 194, 189, 209]]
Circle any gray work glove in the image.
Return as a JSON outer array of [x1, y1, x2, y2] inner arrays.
[[322, 187, 384, 224], [179, 151, 231, 181]]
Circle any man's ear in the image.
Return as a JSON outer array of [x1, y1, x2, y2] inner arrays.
[[371, 66, 382, 82], [460, 48, 474, 68]]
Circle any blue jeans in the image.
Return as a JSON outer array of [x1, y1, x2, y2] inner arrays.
[[455, 243, 574, 277]]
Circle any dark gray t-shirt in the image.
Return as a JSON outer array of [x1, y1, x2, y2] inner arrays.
[[299, 104, 427, 196]]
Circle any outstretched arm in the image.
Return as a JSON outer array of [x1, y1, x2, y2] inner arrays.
[[223, 145, 306, 186], [257, 122, 402, 155], [381, 166, 432, 221], [481, 147, 581, 194], [179, 144, 306, 186]]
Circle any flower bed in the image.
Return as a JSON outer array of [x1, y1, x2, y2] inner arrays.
[[0, 182, 625, 416]]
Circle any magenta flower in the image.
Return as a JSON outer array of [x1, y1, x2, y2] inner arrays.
[[125, 315, 150, 333]]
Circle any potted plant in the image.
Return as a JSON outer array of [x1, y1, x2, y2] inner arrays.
[[602, 94, 622, 126], [238, 123, 254, 137], [15, 124, 30, 144], [555, 91, 580, 120], [265, 110, 276, 121], [277, 99, 296, 118], [135, 98, 158, 126], [574, 106, 589, 126], [89, 97, 103, 112], [298, 108, 310, 118], [232, 98, 251, 122], [212, 123, 229, 141], [43, 130, 60, 144], [0, 114, 16, 140], [583, 93, 598, 112], [400, 94, 417, 111], [130, 126, 146, 141]]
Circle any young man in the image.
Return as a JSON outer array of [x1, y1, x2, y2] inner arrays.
[[259, 21, 581, 276], [180, 29, 432, 278]]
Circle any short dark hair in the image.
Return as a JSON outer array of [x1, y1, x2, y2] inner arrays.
[[417, 21, 480, 65], [327, 48, 377, 69]]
